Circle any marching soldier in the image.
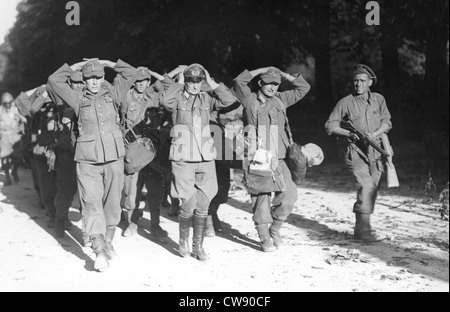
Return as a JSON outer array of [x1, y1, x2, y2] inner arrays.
[[325, 64, 391, 244], [48, 58, 137, 272], [160, 63, 238, 261], [119, 66, 176, 238], [233, 66, 310, 252]]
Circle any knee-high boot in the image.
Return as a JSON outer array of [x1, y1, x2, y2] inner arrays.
[[178, 215, 192, 257], [192, 215, 209, 261]]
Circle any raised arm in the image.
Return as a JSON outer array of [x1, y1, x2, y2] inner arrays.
[[47, 63, 79, 111], [277, 71, 311, 107], [159, 80, 184, 113]]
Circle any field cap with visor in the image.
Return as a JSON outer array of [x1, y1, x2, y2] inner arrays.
[[136, 67, 151, 81], [353, 64, 377, 85], [81, 60, 105, 78], [260, 67, 282, 84], [184, 63, 206, 83]]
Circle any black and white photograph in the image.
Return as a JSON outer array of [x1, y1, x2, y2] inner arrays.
[[0, 0, 448, 294]]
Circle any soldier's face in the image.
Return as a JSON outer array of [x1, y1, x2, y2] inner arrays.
[[185, 80, 203, 95], [259, 80, 280, 98], [84, 76, 104, 94], [353, 74, 373, 95], [134, 79, 150, 94]]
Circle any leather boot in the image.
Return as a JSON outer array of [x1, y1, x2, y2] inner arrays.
[[91, 234, 109, 272], [354, 213, 385, 244], [104, 226, 118, 260], [204, 215, 215, 237], [123, 209, 140, 237], [192, 215, 209, 261], [178, 216, 192, 258], [269, 219, 284, 248], [256, 224, 276, 252]]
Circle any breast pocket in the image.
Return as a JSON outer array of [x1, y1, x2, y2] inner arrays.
[[268, 108, 279, 125], [79, 103, 95, 123], [176, 101, 190, 125], [75, 134, 97, 162]]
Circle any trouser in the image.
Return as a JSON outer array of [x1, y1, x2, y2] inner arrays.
[[171, 161, 218, 218], [345, 150, 383, 214], [208, 163, 230, 215], [251, 160, 298, 225], [140, 166, 165, 227], [77, 159, 124, 237], [30, 156, 42, 200], [122, 171, 140, 212], [35, 156, 57, 218], [54, 149, 77, 223]]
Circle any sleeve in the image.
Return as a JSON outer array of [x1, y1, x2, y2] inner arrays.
[[111, 59, 138, 101], [377, 94, 392, 131], [325, 99, 346, 136], [160, 82, 184, 113], [29, 93, 47, 116], [47, 64, 79, 111], [210, 83, 240, 110], [278, 74, 311, 108], [232, 69, 255, 109]]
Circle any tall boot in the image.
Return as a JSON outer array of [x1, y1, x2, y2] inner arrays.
[[204, 215, 216, 237], [269, 219, 284, 248], [354, 213, 384, 244], [104, 226, 118, 260], [192, 215, 209, 261], [122, 209, 139, 237], [256, 224, 276, 252], [178, 216, 192, 258], [91, 234, 109, 272]]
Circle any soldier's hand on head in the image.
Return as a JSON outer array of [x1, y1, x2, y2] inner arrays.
[[204, 69, 219, 90]]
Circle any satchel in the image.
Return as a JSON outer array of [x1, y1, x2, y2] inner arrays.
[[243, 148, 286, 195], [286, 142, 308, 185], [124, 128, 156, 175]]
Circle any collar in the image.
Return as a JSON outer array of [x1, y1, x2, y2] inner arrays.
[[353, 90, 375, 102], [257, 90, 268, 106]]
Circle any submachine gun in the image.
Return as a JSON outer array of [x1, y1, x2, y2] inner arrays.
[[341, 117, 399, 188]]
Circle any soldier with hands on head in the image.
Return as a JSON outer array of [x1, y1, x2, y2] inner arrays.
[[48, 58, 137, 272], [233, 66, 310, 252], [160, 63, 238, 261]]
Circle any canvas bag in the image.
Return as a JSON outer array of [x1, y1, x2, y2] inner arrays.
[[124, 127, 156, 175]]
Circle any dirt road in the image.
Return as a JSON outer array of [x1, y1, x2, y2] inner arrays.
[[0, 162, 448, 292]]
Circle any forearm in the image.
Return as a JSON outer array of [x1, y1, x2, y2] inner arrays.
[[160, 83, 184, 112]]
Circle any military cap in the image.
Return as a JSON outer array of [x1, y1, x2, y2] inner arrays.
[[70, 70, 83, 83], [136, 67, 151, 81], [353, 64, 377, 85], [184, 63, 206, 81], [260, 67, 282, 84], [81, 60, 105, 78]]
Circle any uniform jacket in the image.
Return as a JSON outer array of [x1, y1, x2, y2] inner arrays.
[[325, 91, 392, 162], [160, 82, 238, 162], [233, 70, 311, 159], [47, 60, 136, 164]]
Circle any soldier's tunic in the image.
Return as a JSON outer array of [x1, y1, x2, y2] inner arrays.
[[47, 60, 136, 237], [160, 82, 237, 217], [325, 91, 392, 214], [233, 70, 310, 225]]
